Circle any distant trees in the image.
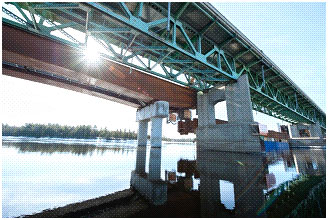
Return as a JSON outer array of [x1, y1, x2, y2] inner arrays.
[[2, 123, 137, 140]]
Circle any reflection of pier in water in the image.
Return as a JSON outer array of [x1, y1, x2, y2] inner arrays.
[[2, 142, 134, 156], [292, 148, 326, 176], [177, 147, 326, 217], [197, 149, 268, 217]]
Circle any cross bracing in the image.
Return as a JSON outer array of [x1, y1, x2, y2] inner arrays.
[[2, 2, 326, 129]]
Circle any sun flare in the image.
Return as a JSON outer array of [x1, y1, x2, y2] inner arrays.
[[84, 37, 101, 66]]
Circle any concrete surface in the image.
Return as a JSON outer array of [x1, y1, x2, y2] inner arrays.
[[130, 171, 167, 206]]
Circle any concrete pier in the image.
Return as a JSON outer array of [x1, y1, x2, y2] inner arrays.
[[288, 122, 323, 139], [197, 87, 225, 127], [196, 74, 263, 153], [225, 74, 254, 124], [131, 101, 169, 205], [150, 117, 163, 147], [287, 122, 325, 147], [148, 147, 162, 181], [309, 122, 324, 138], [135, 121, 148, 173]]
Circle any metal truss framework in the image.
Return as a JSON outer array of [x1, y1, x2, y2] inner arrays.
[[2, 2, 326, 129]]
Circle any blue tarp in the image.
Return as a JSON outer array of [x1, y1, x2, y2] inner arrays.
[[264, 141, 289, 152]]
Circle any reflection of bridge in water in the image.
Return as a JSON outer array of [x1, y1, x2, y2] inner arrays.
[[292, 149, 326, 176]]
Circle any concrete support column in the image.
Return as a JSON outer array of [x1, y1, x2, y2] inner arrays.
[[131, 101, 169, 205], [196, 74, 262, 153], [148, 147, 162, 180], [135, 120, 148, 173], [150, 117, 163, 147], [137, 120, 148, 146], [288, 124, 300, 138], [225, 74, 254, 124], [197, 87, 225, 127], [197, 93, 216, 127], [149, 117, 163, 180], [289, 123, 323, 139], [309, 122, 323, 138]]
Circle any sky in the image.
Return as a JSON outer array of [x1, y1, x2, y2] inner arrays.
[[214, 2, 326, 111], [1, 2, 326, 138]]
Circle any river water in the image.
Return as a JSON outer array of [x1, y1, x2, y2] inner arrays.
[[2, 136, 326, 217]]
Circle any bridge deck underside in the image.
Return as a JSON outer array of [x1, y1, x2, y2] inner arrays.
[[1, 2, 325, 128], [2, 24, 196, 110]]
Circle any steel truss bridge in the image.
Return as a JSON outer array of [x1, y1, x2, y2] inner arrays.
[[2, 2, 326, 129]]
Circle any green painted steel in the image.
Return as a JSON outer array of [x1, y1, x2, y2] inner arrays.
[[2, 2, 326, 129]]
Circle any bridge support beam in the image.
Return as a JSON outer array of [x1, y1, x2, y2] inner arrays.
[[196, 74, 263, 153], [131, 101, 169, 205]]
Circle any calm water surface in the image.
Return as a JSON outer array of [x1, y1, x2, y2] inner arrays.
[[2, 137, 326, 217]]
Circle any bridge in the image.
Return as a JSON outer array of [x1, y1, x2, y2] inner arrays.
[[2, 2, 326, 209], [2, 2, 325, 127]]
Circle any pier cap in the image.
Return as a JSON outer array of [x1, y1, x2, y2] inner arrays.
[[136, 101, 169, 121]]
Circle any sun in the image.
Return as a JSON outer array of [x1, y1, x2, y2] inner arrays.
[[84, 37, 101, 66]]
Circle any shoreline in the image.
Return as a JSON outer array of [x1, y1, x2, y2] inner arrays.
[[22, 175, 325, 218], [21, 189, 138, 218], [21, 184, 204, 218], [2, 136, 195, 145]]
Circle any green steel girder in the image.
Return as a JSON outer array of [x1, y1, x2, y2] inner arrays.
[[235, 48, 251, 60], [252, 102, 295, 124], [249, 69, 325, 127], [175, 2, 190, 20], [33, 3, 80, 9], [84, 2, 240, 80], [2, 2, 325, 129]]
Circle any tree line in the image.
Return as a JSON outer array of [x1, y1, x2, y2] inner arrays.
[[2, 123, 138, 140]]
